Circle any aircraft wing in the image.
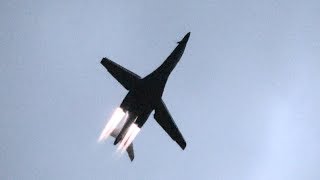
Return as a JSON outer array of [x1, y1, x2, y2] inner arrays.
[[101, 58, 141, 90], [154, 100, 186, 150]]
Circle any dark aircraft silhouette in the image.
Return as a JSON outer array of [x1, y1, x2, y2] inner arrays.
[[100, 32, 190, 160]]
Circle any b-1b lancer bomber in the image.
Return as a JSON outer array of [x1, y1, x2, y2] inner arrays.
[[98, 32, 190, 161]]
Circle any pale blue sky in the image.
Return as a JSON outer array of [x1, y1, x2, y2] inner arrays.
[[1, 0, 320, 179]]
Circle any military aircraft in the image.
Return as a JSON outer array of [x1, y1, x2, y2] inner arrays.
[[98, 32, 190, 161]]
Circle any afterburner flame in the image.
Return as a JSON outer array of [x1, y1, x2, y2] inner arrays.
[[98, 108, 126, 142], [117, 123, 141, 153]]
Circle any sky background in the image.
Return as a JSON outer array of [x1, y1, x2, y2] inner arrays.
[[1, 0, 320, 179]]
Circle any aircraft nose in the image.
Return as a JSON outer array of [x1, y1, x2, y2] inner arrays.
[[179, 32, 190, 44], [183, 32, 190, 42], [185, 32, 190, 38]]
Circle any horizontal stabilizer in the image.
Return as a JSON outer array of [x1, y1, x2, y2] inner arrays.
[[126, 143, 134, 161]]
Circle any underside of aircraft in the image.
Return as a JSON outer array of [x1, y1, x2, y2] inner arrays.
[[98, 32, 190, 161]]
